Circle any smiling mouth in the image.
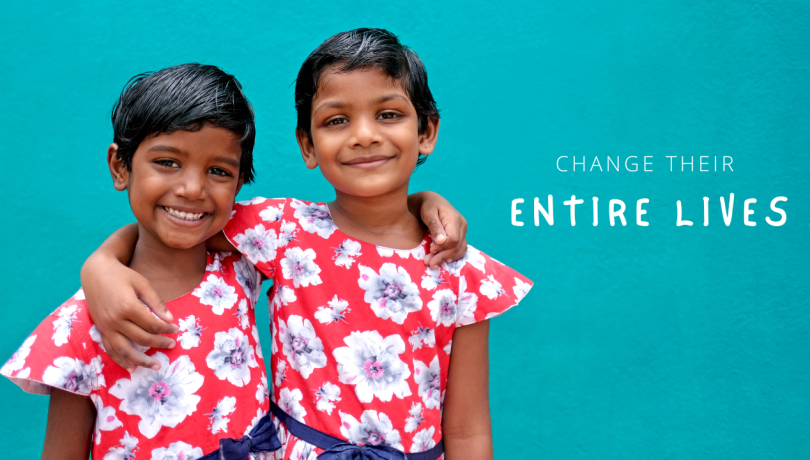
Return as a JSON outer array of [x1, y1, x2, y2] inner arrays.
[[161, 206, 208, 221], [344, 155, 393, 168]]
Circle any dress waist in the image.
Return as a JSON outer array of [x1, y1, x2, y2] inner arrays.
[[271, 402, 444, 460]]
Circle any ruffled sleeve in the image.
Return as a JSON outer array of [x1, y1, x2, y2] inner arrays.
[[223, 197, 289, 279], [1, 294, 100, 396], [448, 246, 533, 326]]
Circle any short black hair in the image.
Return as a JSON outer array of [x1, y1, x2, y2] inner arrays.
[[112, 63, 256, 183], [294, 28, 440, 166]]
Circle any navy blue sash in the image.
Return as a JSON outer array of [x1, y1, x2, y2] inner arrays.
[[271, 401, 444, 460], [199, 412, 282, 460]]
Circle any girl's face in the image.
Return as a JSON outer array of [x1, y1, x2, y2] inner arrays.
[[108, 125, 243, 250], [298, 66, 439, 198]]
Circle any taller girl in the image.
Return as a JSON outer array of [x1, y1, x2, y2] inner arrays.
[[93, 28, 533, 460]]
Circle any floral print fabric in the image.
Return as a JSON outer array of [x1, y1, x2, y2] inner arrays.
[[1, 252, 268, 459], [225, 198, 533, 459]]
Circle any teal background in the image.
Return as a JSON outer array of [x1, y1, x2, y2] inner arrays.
[[1, 1, 808, 457]]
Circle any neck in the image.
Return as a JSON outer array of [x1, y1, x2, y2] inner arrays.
[[329, 182, 425, 249], [129, 224, 208, 300]]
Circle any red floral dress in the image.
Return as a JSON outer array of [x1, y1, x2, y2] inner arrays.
[[224, 198, 533, 460], [1, 252, 269, 459]]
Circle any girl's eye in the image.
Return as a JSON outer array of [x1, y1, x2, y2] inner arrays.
[[155, 159, 179, 168], [379, 112, 401, 120], [325, 117, 347, 127], [209, 167, 232, 177]]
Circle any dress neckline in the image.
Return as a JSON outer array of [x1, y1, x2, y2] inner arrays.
[[321, 201, 431, 253]]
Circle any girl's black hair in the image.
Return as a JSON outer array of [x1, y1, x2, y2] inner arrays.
[[112, 63, 256, 183], [294, 28, 440, 166]]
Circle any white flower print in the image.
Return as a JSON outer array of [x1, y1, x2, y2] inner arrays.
[[256, 374, 268, 403], [91, 393, 123, 444], [404, 402, 423, 433], [413, 357, 441, 409], [258, 202, 282, 221], [333, 331, 411, 403], [314, 295, 349, 324], [280, 247, 322, 288], [291, 200, 337, 239], [206, 252, 231, 272], [239, 196, 268, 206], [442, 246, 486, 276], [278, 220, 298, 247], [235, 299, 250, 330], [103, 431, 138, 460], [233, 224, 278, 264], [245, 408, 267, 436], [234, 256, 262, 305], [52, 304, 79, 346], [479, 275, 506, 300], [278, 387, 307, 422], [410, 426, 436, 453], [376, 245, 426, 260], [1, 335, 36, 376], [192, 274, 238, 315], [278, 316, 327, 379], [513, 277, 532, 301], [427, 289, 457, 327], [272, 416, 289, 459], [274, 359, 287, 387], [339, 410, 403, 450], [456, 276, 479, 326], [333, 239, 362, 268], [314, 381, 341, 415], [357, 263, 422, 325], [289, 440, 318, 460], [43, 356, 103, 395], [177, 316, 202, 350], [443, 340, 452, 355], [208, 396, 237, 434], [408, 325, 435, 351], [252, 325, 263, 359], [109, 353, 204, 439], [150, 441, 203, 460], [74, 288, 86, 300], [206, 328, 258, 387], [272, 286, 297, 309], [420, 267, 445, 291]]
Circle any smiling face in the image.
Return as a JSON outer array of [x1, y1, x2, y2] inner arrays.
[[108, 125, 243, 250], [297, 66, 439, 198]]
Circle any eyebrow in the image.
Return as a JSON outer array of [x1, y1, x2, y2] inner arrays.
[[148, 145, 241, 169], [312, 93, 410, 116]]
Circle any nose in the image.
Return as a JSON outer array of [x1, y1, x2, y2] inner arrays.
[[349, 116, 382, 148], [175, 169, 206, 201]]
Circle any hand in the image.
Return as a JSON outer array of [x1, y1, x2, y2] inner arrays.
[[415, 192, 468, 269], [81, 253, 178, 371]]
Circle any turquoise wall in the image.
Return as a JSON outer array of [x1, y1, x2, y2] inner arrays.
[[1, 1, 808, 457]]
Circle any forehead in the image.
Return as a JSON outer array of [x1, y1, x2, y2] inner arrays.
[[314, 66, 411, 105], [138, 125, 242, 159]]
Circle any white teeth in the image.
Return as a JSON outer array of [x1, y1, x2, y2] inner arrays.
[[163, 207, 205, 221]]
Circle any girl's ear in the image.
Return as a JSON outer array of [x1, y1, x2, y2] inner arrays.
[[107, 143, 129, 191], [296, 129, 319, 170], [418, 118, 440, 156]]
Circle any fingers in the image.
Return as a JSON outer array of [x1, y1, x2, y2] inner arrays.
[[423, 208, 447, 245], [111, 331, 161, 371], [128, 305, 179, 339], [104, 332, 158, 372], [120, 320, 176, 350], [133, 275, 173, 323], [426, 234, 469, 269]]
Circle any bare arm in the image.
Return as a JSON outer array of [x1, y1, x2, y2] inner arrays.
[[442, 320, 493, 460], [80, 224, 177, 371], [407, 191, 468, 269], [42, 389, 95, 460]]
